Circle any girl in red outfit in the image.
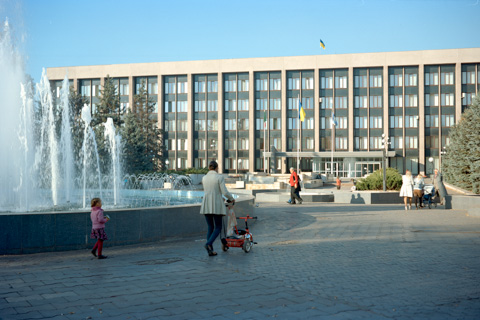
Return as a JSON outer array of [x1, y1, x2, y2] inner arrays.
[[90, 198, 109, 259]]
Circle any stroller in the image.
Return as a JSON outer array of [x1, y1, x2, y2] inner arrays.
[[221, 201, 257, 253], [422, 184, 436, 209]]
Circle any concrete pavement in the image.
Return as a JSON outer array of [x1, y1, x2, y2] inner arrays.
[[1, 203, 479, 319]]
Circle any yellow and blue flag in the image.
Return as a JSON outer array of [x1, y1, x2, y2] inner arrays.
[[320, 39, 326, 50], [299, 102, 306, 122]]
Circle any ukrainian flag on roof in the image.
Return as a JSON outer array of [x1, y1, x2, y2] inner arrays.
[[320, 39, 326, 50]]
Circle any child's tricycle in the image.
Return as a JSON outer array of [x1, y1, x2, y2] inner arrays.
[[221, 202, 257, 253]]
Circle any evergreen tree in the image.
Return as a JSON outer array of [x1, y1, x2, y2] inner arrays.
[[69, 86, 88, 177], [121, 80, 165, 174], [442, 95, 480, 193], [94, 75, 122, 127]]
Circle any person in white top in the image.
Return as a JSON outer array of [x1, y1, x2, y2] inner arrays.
[[399, 170, 414, 210]]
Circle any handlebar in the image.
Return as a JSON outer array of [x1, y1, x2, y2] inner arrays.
[[237, 215, 257, 220]]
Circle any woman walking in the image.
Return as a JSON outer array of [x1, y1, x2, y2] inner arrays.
[[413, 174, 425, 209], [400, 170, 414, 210], [200, 161, 235, 256]]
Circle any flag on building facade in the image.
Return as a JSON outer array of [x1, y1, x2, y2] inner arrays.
[[320, 39, 326, 50], [264, 111, 267, 128], [331, 113, 338, 126], [299, 102, 306, 122]]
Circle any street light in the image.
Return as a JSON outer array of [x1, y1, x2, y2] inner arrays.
[[440, 146, 447, 155], [165, 159, 169, 170], [381, 134, 391, 191]]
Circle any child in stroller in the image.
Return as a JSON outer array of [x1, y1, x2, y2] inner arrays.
[[422, 184, 436, 209]]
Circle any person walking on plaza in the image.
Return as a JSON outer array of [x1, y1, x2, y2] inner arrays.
[[288, 167, 303, 205], [200, 161, 235, 256], [413, 174, 425, 209], [400, 170, 414, 210], [336, 176, 341, 190], [90, 198, 109, 259], [433, 169, 448, 205]]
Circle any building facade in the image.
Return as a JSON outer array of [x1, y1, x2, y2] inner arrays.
[[46, 48, 480, 176]]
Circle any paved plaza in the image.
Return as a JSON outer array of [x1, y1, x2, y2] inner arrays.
[[1, 202, 479, 319]]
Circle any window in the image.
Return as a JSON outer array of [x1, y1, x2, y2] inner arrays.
[[355, 116, 368, 129], [224, 80, 236, 92], [177, 101, 188, 112], [269, 98, 281, 110], [165, 101, 175, 112], [405, 157, 419, 175], [255, 98, 267, 111], [304, 137, 314, 150], [225, 158, 236, 170], [270, 118, 281, 130], [225, 119, 236, 131], [288, 117, 298, 130], [369, 74, 382, 88], [302, 97, 314, 109], [369, 136, 382, 149], [194, 119, 206, 131], [238, 158, 249, 170], [288, 77, 300, 90], [195, 100, 205, 112], [441, 93, 454, 106], [441, 72, 454, 85], [425, 115, 439, 128], [320, 117, 332, 129], [119, 83, 129, 96], [239, 138, 249, 150], [405, 116, 419, 128], [390, 95, 403, 107], [405, 94, 418, 107], [177, 139, 188, 151], [195, 158, 206, 168], [207, 100, 217, 112], [369, 116, 382, 129], [337, 116, 348, 129], [425, 136, 439, 149], [165, 120, 175, 131], [390, 136, 403, 149], [354, 75, 367, 88], [207, 119, 218, 131], [301, 117, 314, 130], [177, 120, 187, 131], [441, 114, 454, 127], [225, 99, 236, 111], [256, 78, 268, 91], [335, 76, 347, 89], [389, 116, 403, 128], [335, 137, 347, 150], [195, 80, 206, 93], [425, 94, 439, 107], [425, 72, 439, 86], [370, 95, 383, 108], [225, 138, 236, 150], [176, 82, 187, 94], [271, 137, 281, 150], [335, 96, 347, 109], [165, 82, 176, 94], [355, 137, 368, 150], [405, 73, 417, 87], [462, 71, 476, 84], [463, 92, 476, 106], [390, 74, 403, 87], [354, 96, 368, 108], [270, 78, 281, 91], [237, 118, 249, 130], [320, 76, 333, 89], [288, 97, 300, 110], [302, 77, 314, 89], [320, 97, 333, 109], [166, 139, 175, 151], [195, 139, 206, 150], [441, 136, 451, 148], [405, 136, 418, 149], [207, 80, 218, 93], [238, 99, 249, 111], [238, 79, 249, 92]]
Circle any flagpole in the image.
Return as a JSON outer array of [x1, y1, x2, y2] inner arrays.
[[331, 125, 334, 176], [297, 95, 300, 174], [264, 113, 266, 173]]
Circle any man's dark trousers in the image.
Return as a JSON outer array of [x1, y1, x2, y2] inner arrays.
[[290, 186, 302, 204]]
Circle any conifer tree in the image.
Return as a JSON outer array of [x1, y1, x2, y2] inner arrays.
[[442, 95, 480, 193], [121, 80, 165, 174]]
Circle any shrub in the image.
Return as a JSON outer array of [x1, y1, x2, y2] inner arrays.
[[355, 167, 402, 191]]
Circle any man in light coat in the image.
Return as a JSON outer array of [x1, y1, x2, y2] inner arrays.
[[200, 161, 235, 256]]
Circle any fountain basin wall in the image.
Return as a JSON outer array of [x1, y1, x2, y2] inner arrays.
[[0, 195, 255, 255]]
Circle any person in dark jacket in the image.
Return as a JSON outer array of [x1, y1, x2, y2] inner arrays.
[[433, 169, 447, 205]]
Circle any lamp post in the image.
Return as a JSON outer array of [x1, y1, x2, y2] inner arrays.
[[165, 159, 169, 170], [381, 134, 391, 191]]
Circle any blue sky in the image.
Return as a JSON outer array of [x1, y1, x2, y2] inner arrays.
[[1, 0, 479, 82]]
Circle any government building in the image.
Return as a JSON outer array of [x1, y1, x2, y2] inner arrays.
[[46, 48, 480, 176]]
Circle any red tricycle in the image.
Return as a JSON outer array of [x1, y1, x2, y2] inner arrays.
[[221, 202, 257, 253]]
